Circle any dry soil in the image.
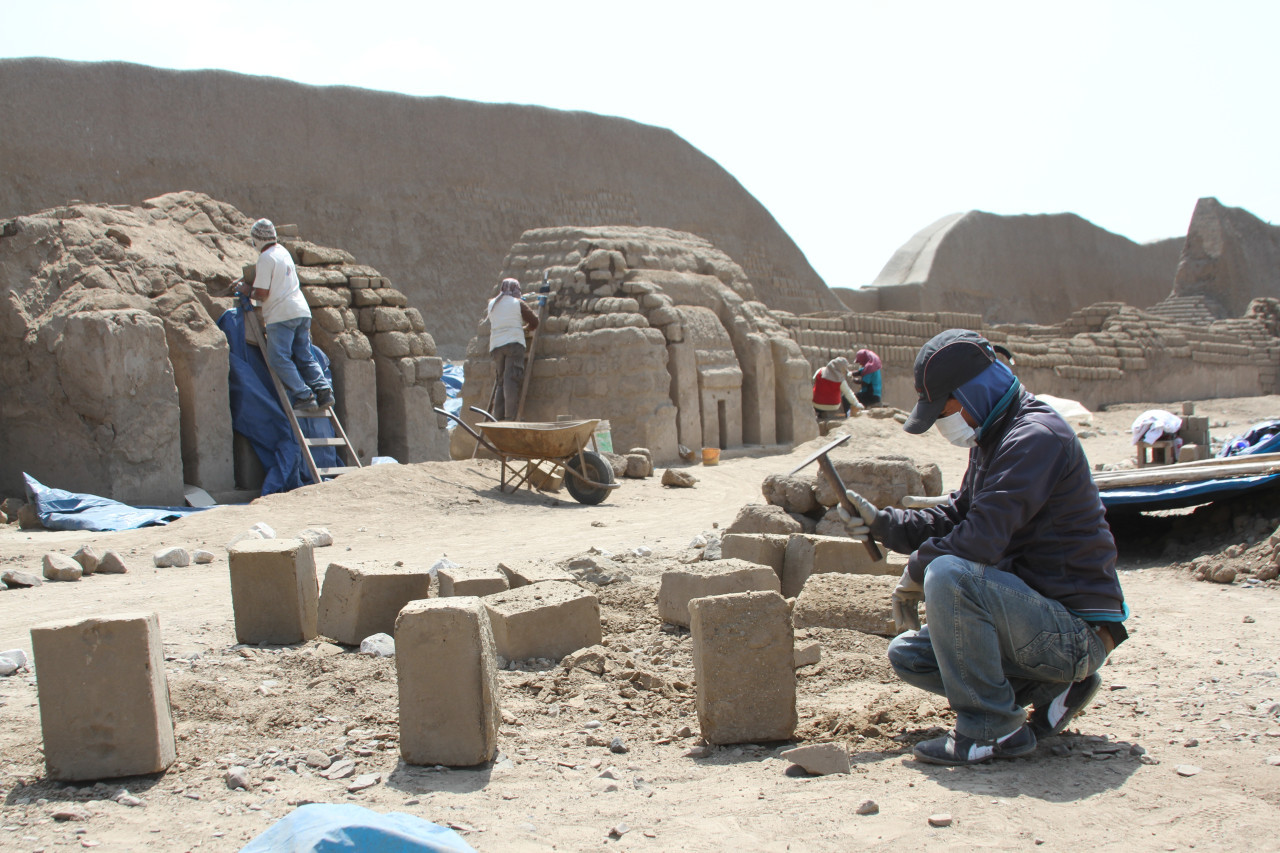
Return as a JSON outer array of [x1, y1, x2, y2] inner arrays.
[[1, 397, 1278, 852]]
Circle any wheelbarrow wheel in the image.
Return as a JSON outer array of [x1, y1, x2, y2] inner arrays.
[[564, 450, 615, 505]]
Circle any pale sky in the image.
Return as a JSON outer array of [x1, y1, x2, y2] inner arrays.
[[3, 1, 1277, 290]]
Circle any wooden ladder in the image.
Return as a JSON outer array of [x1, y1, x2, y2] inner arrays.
[[244, 306, 362, 484]]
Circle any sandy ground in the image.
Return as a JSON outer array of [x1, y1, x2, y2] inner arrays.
[[1, 396, 1279, 852]]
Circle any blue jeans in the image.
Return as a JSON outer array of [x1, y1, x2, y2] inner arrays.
[[887, 555, 1109, 741], [264, 317, 329, 405]]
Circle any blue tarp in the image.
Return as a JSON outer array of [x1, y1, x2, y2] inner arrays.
[[1102, 420, 1280, 512], [23, 473, 207, 532], [239, 804, 476, 853], [217, 306, 339, 495], [442, 362, 464, 426]]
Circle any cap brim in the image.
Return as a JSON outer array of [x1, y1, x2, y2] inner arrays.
[[903, 396, 948, 435]]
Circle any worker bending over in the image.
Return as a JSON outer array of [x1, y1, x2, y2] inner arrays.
[[841, 329, 1128, 765], [811, 357, 861, 419]]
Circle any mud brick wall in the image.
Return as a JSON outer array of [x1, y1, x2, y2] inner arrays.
[[780, 303, 1280, 413], [290, 244, 449, 464], [454, 226, 818, 463]]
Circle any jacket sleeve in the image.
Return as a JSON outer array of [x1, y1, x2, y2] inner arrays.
[[519, 300, 540, 330], [902, 423, 1069, 582]]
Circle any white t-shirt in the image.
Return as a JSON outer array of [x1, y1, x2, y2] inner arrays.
[[487, 294, 526, 351], [256, 244, 311, 325]]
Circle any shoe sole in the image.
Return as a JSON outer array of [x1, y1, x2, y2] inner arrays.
[[912, 734, 1037, 766], [1034, 674, 1103, 738]]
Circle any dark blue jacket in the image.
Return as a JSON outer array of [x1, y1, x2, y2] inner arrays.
[[875, 390, 1126, 622]]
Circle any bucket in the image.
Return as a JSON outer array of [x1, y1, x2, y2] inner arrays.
[[702, 447, 720, 466], [593, 419, 614, 454]]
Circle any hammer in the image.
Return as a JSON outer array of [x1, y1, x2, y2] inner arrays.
[[789, 434, 883, 562]]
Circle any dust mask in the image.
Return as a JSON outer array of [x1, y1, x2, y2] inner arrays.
[[936, 411, 977, 448]]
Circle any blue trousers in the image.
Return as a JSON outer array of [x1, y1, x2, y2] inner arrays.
[[264, 317, 329, 405], [887, 555, 1109, 741]]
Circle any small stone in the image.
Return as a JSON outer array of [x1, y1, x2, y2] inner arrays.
[[0, 648, 29, 676], [153, 547, 191, 568], [113, 790, 142, 807], [597, 767, 620, 780], [347, 773, 380, 792], [685, 745, 713, 759], [320, 759, 356, 780], [73, 545, 101, 575], [780, 743, 850, 776], [299, 527, 334, 548], [96, 550, 130, 574], [359, 633, 395, 657], [1184, 738, 1199, 748], [928, 813, 953, 828], [192, 549, 216, 564], [1, 568, 42, 587], [305, 751, 332, 769], [1243, 615, 1256, 623], [661, 469, 698, 488], [43, 553, 83, 581], [855, 800, 879, 815], [609, 823, 629, 838], [1266, 756, 1280, 766], [52, 805, 90, 821], [793, 641, 821, 668], [1175, 764, 1201, 777], [225, 766, 251, 790], [1210, 565, 1236, 584], [609, 737, 629, 754], [674, 725, 693, 738], [1139, 755, 1160, 765]]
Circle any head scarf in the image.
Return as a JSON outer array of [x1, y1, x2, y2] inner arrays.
[[250, 218, 277, 249], [820, 357, 850, 382], [854, 349, 881, 374], [499, 278, 522, 299], [952, 360, 1020, 440]]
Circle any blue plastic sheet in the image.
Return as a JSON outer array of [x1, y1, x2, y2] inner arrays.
[[1102, 419, 1280, 512], [217, 307, 339, 495], [239, 803, 476, 853], [23, 474, 207, 532], [442, 361, 464, 425]]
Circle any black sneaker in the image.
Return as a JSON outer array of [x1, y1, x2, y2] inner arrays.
[[315, 386, 335, 409], [1029, 672, 1102, 738], [292, 394, 319, 414], [913, 724, 1037, 766]]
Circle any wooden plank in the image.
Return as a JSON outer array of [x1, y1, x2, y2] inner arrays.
[[1095, 459, 1280, 490]]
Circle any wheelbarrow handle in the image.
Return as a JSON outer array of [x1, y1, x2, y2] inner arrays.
[[469, 406, 498, 423], [434, 407, 501, 454]]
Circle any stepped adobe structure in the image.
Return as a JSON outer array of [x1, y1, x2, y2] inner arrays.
[[0, 193, 447, 505], [0, 58, 841, 356], [842, 211, 1182, 324]]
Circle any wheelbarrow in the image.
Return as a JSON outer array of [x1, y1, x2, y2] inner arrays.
[[434, 406, 619, 505]]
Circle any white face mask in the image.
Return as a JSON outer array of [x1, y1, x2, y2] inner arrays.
[[936, 410, 978, 448]]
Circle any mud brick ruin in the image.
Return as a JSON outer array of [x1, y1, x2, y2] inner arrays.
[[454, 226, 820, 464], [455, 214, 1280, 468], [0, 192, 447, 504]]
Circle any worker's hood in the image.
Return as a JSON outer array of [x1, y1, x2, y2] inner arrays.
[[953, 360, 1019, 436]]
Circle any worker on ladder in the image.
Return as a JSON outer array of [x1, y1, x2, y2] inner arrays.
[[235, 218, 335, 415]]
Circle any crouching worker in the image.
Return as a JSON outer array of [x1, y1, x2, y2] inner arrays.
[[236, 218, 335, 414], [812, 357, 861, 419], [839, 329, 1127, 766]]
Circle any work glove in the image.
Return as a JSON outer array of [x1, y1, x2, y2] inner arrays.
[[837, 488, 878, 542], [892, 567, 924, 633]]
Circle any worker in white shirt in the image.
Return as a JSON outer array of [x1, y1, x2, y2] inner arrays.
[[235, 218, 334, 414], [483, 278, 539, 420]]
